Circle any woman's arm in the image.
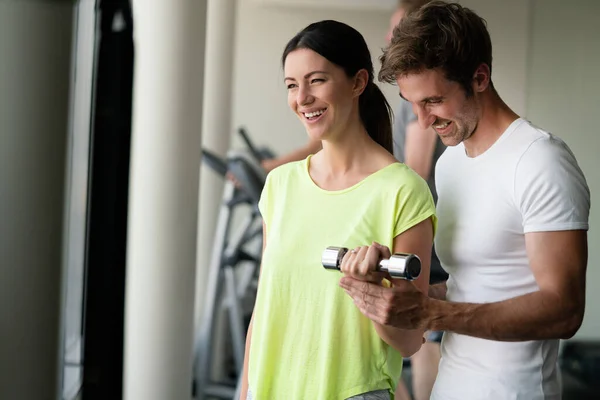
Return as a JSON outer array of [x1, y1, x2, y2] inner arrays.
[[239, 222, 267, 400], [373, 218, 432, 356], [261, 138, 322, 172], [340, 217, 433, 357], [239, 316, 253, 400]]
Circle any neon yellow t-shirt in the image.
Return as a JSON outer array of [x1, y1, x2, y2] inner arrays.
[[249, 155, 436, 399]]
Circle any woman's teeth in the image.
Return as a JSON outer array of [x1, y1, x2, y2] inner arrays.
[[304, 109, 326, 118]]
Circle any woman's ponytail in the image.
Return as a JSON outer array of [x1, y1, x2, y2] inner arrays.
[[359, 81, 394, 155]]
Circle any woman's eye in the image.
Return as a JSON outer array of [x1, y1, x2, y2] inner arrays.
[[287, 83, 297, 89], [311, 78, 324, 84]]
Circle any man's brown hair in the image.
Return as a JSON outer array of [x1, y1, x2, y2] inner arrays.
[[380, 1, 493, 96]]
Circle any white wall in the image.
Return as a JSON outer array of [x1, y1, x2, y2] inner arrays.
[[460, 0, 530, 117], [231, 0, 397, 154], [231, 0, 530, 154], [526, 0, 599, 340]]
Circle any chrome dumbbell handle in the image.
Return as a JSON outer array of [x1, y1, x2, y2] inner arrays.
[[322, 246, 421, 281]]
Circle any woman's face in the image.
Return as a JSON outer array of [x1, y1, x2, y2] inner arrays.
[[284, 48, 363, 141]]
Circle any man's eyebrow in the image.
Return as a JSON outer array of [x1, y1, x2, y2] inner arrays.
[[399, 88, 445, 104], [421, 96, 444, 103], [284, 70, 328, 81]]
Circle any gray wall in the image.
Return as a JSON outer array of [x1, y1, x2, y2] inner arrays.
[[0, 0, 75, 398]]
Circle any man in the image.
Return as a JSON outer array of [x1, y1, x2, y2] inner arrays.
[[340, 2, 590, 399], [386, 2, 447, 400]]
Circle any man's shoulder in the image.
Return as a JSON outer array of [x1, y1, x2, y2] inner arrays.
[[508, 119, 567, 153], [512, 120, 579, 170]]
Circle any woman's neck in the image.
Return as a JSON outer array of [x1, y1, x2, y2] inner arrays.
[[319, 122, 374, 176]]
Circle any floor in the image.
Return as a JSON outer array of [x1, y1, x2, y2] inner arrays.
[[399, 365, 599, 399]]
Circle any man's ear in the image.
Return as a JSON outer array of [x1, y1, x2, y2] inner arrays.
[[353, 69, 369, 97], [472, 63, 491, 93]]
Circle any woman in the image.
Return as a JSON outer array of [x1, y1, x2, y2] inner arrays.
[[240, 20, 436, 400]]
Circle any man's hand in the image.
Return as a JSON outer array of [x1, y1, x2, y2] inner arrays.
[[226, 171, 243, 188], [339, 276, 431, 330]]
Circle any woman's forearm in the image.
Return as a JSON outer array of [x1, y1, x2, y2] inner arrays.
[[374, 323, 424, 357]]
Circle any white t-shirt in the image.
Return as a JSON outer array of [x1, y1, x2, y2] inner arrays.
[[431, 118, 590, 400]]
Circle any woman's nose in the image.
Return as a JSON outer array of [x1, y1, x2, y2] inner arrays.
[[297, 84, 313, 106]]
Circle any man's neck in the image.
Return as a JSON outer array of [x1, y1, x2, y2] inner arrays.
[[463, 92, 520, 158]]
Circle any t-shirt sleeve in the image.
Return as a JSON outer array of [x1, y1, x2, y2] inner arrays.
[[393, 169, 437, 238], [514, 136, 590, 233], [258, 171, 275, 228]]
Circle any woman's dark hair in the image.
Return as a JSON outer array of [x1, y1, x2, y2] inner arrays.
[[282, 20, 393, 154]]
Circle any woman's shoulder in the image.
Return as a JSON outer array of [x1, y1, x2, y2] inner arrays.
[[265, 157, 308, 185], [379, 161, 428, 188], [366, 162, 433, 205]]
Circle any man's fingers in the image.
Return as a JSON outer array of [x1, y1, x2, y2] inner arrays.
[[344, 290, 387, 324], [339, 277, 384, 305]]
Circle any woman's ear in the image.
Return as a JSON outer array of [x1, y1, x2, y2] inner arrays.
[[353, 69, 369, 97]]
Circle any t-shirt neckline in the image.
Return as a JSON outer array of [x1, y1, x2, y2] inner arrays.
[[461, 117, 525, 162], [303, 154, 400, 195]]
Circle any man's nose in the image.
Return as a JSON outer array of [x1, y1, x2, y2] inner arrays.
[[414, 104, 436, 130]]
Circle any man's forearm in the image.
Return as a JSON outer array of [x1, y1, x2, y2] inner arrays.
[[428, 282, 446, 300], [427, 289, 583, 341]]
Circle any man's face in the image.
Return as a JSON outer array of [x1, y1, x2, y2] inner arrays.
[[397, 68, 480, 147], [386, 8, 405, 44]]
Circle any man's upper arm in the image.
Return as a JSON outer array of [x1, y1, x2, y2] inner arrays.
[[525, 230, 587, 331], [404, 121, 438, 179], [516, 137, 590, 335]]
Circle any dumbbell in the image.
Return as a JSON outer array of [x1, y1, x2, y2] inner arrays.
[[322, 246, 421, 281]]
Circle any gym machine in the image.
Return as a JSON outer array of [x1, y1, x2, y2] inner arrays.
[[193, 128, 273, 400]]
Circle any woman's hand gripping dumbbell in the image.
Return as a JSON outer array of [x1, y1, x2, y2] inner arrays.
[[322, 244, 421, 281]]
